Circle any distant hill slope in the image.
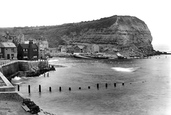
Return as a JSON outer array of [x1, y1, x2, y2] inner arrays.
[[0, 15, 154, 57]]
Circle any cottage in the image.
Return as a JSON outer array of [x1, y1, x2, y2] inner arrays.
[[37, 40, 49, 59], [60, 46, 67, 53], [39, 48, 46, 59], [17, 40, 38, 60], [81, 44, 100, 53], [0, 42, 17, 59], [72, 45, 86, 53], [90, 44, 99, 53], [48, 48, 58, 55]]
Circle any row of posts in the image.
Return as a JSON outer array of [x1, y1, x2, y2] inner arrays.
[[17, 82, 125, 93]]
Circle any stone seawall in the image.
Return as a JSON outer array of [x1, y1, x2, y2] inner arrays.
[[0, 61, 19, 80], [0, 60, 49, 80]]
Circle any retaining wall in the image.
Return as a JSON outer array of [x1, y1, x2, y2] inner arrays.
[[0, 60, 48, 80], [0, 62, 19, 80]]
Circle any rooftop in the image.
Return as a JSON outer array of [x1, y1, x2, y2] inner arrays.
[[19, 43, 38, 49], [0, 42, 16, 48]]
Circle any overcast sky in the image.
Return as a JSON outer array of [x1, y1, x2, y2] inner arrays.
[[0, 0, 170, 51]]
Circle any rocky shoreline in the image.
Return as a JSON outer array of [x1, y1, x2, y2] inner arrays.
[[50, 50, 170, 60], [24, 64, 55, 77]]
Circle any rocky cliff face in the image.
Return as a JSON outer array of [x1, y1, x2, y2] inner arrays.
[[0, 15, 154, 57], [62, 15, 154, 57]]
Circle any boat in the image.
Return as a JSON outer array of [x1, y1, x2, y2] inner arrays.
[[90, 53, 109, 59], [73, 53, 109, 59], [116, 52, 127, 59], [111, 67, 139, 72], [73, 53, 92, 59]]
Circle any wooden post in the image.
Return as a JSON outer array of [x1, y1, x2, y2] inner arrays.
[[97, 83, 99, 90], [28, 85, 31, 94], [59, 87, 61, 92], [39, 85, 41, 93], [69, 87, 71, 91], [114, 83, 116, 87], [79, 87, 81, 90], [105, 83, 108, 88], [17, 85, 20, 91], [49, 87, 52, 92]]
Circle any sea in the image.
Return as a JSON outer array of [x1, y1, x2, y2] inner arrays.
[[14, 55, 171, 115]]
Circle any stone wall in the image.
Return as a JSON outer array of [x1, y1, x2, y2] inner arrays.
[[0, 62, 19, 80], [0, 60, 49, 80]]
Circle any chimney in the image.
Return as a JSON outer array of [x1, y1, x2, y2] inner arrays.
[[29, 40, 33, 45], [28, 40, 33, 60]]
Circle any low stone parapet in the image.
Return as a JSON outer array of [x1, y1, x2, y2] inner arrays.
[[0, 72, 15, 92]]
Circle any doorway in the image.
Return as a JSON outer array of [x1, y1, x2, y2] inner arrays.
[[7, 54, 10, 59]]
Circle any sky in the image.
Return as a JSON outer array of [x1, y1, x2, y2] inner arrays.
[[0, 0, 170, 51]]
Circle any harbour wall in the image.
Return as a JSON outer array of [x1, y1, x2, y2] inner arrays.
[[0, 60, 49, 80]]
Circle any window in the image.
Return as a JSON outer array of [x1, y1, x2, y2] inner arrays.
[[11, 48, 15, 52], [23, 49, 28, 52], [34, 49, 37, 51], [11, 54, 14, 59]]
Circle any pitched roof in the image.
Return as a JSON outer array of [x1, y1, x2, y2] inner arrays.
[[19, 44, 38, 49], [20, 44, 29, 48], [0, 42, 16, 48]]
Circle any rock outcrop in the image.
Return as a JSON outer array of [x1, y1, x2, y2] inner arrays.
[[62, 15, 154, 57]]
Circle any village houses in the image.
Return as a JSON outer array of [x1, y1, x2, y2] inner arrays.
[[59, 43, 100, 54], [0, 31, 103, 60]]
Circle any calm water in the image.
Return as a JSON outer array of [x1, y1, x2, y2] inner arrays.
[[17, 55, 171, 115]]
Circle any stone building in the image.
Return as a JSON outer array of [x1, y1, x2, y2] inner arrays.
[[0, 42, 17, 59], [73, 43, 100, 53], [37, 40, 49, 59], [87, 44, 99, 53], [17, 40, 38, 60]]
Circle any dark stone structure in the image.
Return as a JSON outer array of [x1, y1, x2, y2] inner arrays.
[[17, 40, 38, 60]]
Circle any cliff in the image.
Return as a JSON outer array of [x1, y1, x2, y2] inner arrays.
[[0, 15, 154, 57]]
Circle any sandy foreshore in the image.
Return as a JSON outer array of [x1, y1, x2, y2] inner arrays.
[[0, 100, 32, 115], [0, 92, 32, 115]]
